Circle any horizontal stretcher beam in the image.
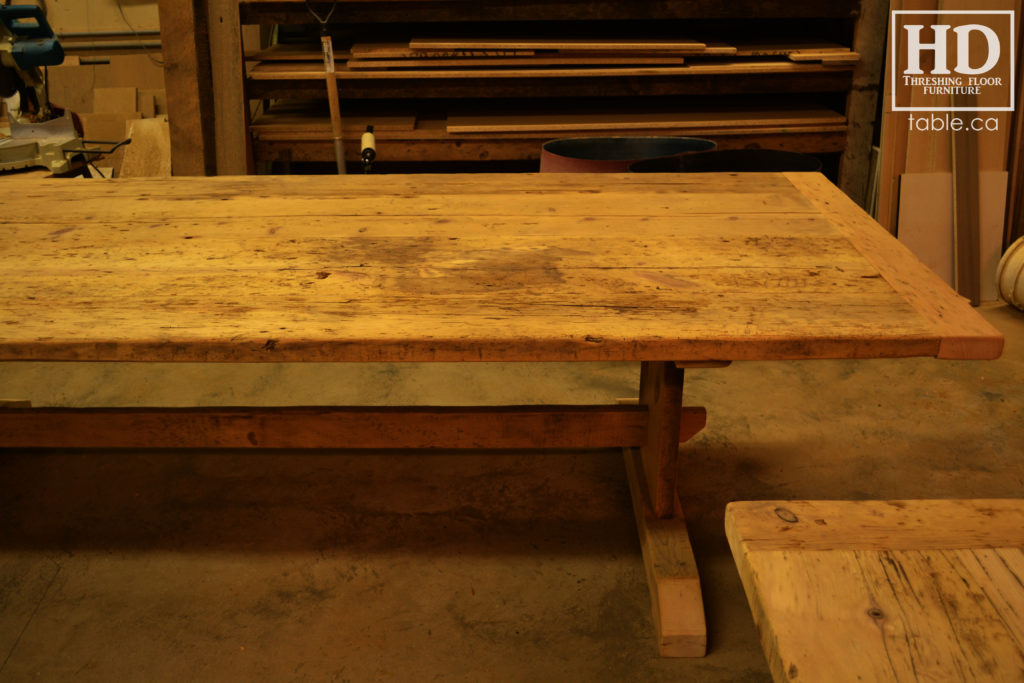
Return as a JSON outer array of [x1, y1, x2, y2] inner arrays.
[[0, 404, 683, 450]]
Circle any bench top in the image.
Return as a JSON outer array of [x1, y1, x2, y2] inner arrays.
[[726, 499, 1024, 682], [0, 172, 1003, 362]]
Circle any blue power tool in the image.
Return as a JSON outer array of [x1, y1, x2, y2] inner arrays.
[[1, 4, 65, 120]]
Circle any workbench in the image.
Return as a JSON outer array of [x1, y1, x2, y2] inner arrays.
[[0, 172, 1003, 656]]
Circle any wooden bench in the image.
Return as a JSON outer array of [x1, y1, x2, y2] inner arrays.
[[726, 499, 1024, 681]]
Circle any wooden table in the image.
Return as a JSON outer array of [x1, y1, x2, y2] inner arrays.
[[0, 172, 1003, 657], [725, 499, 1024, 681]]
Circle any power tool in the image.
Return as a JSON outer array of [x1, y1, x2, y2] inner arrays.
[[0, 4, 83, 173]]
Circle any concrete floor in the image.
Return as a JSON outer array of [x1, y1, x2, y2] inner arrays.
[[0, 304, 1021, 682]]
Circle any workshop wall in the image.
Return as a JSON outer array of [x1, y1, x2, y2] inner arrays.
[[43, 0, 159, 35]]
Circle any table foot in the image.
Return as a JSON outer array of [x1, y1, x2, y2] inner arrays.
[[624, 447, 707, 657]]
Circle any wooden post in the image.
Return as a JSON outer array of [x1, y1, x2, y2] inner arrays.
[[206, 0, 251, 174], [624, 448, 706, 657], [637, 361, 685, 518], [156, 0, 216, 175], [1006, 8, 1024, 248], [624, 361, 710, 656], [839, 0, 889, 207]]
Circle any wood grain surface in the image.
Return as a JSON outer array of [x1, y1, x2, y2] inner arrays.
[[0, 173, 1003, 363], [785, 172, 1003, 359], [726, 499, 1024, 682]]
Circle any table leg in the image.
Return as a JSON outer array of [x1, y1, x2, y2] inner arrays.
[[626, 360, 708, 657], [638, 361, 685, 518]]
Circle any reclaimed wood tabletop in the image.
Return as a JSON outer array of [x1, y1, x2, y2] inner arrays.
[[0, 172, 1003, 363]]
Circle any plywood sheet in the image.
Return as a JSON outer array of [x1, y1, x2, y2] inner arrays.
[[109, 55, 166, 89], [898, 171, 1008, 301], [120, 117, 172, 178], [79, 112, 140, 142], [897, 173, 954, 284]]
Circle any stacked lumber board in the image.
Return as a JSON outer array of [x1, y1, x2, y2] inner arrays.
[[444, 105, 846, 134], [248, 101, 848, 164], [245, 37, 859, 81]]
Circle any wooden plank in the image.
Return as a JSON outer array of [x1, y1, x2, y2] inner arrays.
[[250, 106, 842, 141], [347, 55, 688, 69], [731, 40, 851, 56], [206, 0, 250, 174], [156, 0, 216, 175], [253, 130, 848, 164], [408, 37, 706, 52], [120, 118, 172, 178], [726, 500, 1024, 551], [624, 448, 706, 657], [351, 42, 535, 58], [248, 71, 853, 101], [702, 42, 737, 56], [250, 112, 416, 134], [726, 500, 1024, 682], [784, 172, 1004, 359], [787, 51, 860, 64], [246, 60, 843, 80], [446, 106, 844, 133], [248, 42, 353, 61], [0, 405, 648, 449], [979, 173, 1011, 301], [952, 90, 982, 305], [903, 3, 950, 175], [237, 0, 860, 17]]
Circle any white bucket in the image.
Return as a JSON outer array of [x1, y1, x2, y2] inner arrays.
[[997, 236, 1024, 310]]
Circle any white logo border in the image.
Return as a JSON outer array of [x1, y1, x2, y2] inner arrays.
[[890, 9, 1015, 112]]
